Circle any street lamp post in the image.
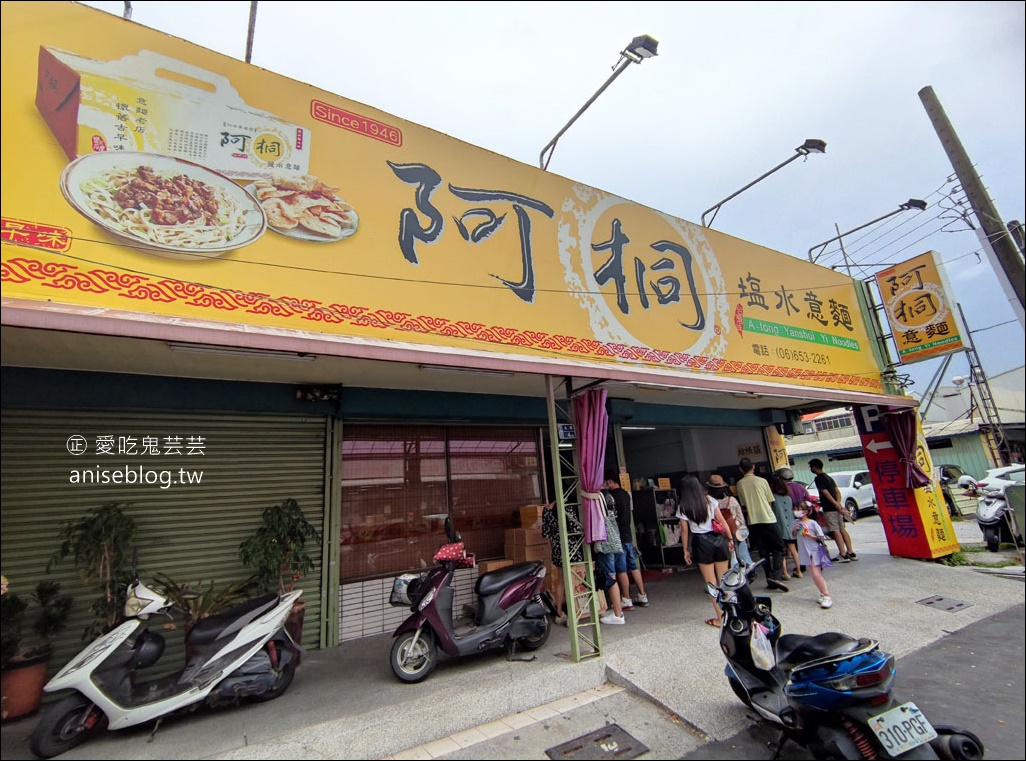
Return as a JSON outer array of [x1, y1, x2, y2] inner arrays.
[[539, 35, 658, 171], [700, 139, 827, 228], [807, 199, 928, 264]]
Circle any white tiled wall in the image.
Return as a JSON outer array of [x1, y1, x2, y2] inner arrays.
[[340, 568, 478, 642]]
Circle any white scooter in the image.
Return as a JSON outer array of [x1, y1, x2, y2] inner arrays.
[[976, 489, 1023, 553], [958, 475, 1023, 553], [29, 579, 302, 759]]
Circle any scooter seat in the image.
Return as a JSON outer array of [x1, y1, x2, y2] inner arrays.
[[189, 593, 280, 646], [775, 631, 868, 672], [476, 561, 540, 597]]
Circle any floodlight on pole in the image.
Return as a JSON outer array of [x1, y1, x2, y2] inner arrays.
[[808, 199, 928, 264], [701, 139, 827, 228], [539, 35, 658, 171]]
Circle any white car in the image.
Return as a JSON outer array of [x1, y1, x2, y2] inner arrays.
[[806, 470, 878, 521], [974, 464, 1026, 496]]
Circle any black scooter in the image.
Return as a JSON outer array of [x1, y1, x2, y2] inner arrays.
[[707, 559, 984, 759]]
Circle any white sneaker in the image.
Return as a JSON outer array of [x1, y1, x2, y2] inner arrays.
[[599, 612, 626, 625], [819, 595, 833, 609], [621, 598, 634, 611], [636, 594, 649, 607]]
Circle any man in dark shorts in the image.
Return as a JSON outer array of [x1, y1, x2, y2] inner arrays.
[[809, 458, 857, 562], [605, 471, 649, 609]]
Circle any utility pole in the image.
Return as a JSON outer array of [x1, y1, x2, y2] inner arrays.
[[919, 87, 1025, 327], [245, 2, 258, 64], [1009, 220, 1025, 258]]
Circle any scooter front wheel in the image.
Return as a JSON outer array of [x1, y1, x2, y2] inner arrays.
[[983, 525, 1000, 552], [391, 629, 438, 683], [29, 693, 105, 759]]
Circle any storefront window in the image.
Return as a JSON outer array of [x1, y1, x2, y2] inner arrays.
[[340, 425, 542, 581]]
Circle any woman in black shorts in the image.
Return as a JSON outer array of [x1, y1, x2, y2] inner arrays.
[[676, 475, 734, 627]]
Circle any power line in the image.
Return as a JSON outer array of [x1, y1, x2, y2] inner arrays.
[[0, 235, 870, 302]]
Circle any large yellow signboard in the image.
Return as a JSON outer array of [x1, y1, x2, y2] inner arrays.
[[2, 2, 887, 395]]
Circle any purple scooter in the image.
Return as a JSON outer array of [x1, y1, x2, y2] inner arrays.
[[388, 518, 553, 682]]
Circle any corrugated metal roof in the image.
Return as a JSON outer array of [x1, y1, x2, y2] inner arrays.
[[786, 418, 981, 456]]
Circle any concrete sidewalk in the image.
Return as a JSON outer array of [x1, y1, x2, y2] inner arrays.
[[2, 517, 1022, 760]]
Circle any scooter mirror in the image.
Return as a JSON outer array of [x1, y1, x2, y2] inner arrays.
[[443, 516, 461, 543], [705, 582, 718, 599]]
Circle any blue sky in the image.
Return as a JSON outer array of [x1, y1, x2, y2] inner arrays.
[[80, 1, 1025, 393]]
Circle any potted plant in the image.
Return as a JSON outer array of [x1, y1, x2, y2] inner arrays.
[[1, 577, 74, 721], [48, 502, 137, 640], [151, 574, 252, 662], [239, 498, 320, 647]]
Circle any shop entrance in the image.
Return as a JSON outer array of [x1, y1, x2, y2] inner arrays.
[[609, 424, 771, 569]]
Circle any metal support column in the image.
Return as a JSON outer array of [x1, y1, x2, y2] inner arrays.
[[545, 375, 602, 663]]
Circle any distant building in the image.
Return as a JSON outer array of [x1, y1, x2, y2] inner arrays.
[[783, 365, 1025, 482]]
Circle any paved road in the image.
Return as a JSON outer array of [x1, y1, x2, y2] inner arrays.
[[425, 605, 1024, 761], [678, 603, 1025, 760], [414, 514, 1025, 761]]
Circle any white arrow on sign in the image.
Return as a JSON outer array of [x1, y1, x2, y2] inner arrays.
[[866, 439, 894, 454]]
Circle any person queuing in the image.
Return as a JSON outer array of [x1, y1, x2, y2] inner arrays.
[[707, 474, 752, 566], [595, 489, 627, 625], [540, 500, 584, 625], [770, 474, 802, 579], [735, 458, 789, 592], [676, 475, 734, 627], [604, 471, 649, 610], [809, 458, 858, 562]]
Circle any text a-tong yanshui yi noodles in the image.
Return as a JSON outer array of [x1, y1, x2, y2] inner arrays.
[[81, 165, 252, 248]]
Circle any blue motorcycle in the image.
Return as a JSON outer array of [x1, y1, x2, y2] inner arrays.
[[706, 560, 984, 759]]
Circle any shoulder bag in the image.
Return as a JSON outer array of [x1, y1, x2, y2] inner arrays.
[[718, 499, 739, 537], [594, 500, 623, 555]]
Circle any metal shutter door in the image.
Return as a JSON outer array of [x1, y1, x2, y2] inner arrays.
[[1, 409, 329, 673]]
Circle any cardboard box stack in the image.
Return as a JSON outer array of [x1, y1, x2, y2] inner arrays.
[[477, 559, 513, 574], [512, 505, 555, 589], [519, 504, 545, 530], [505, 526, 548, 562], [478, 504, 552, 582]]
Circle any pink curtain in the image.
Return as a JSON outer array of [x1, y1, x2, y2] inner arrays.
[[572, 387, 609, 543], [883, 409, 931, 488]]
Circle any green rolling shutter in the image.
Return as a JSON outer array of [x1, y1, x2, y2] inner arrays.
[[1, 409, 329, 673]]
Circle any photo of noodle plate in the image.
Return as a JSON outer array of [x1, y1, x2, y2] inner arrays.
[[247, 174, 358, 242], [60, 152, 267, 258]]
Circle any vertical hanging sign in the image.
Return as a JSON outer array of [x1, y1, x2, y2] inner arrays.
[[764, 425, 789, 473], [875, 251, 967, 364], [854, 404, 959, 558]]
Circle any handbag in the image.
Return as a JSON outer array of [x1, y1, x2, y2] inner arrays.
[[719, 500, 739, 537], [594, 498, 623, 555], [817, 542, 834, 568], [711, 519, 729, 537]]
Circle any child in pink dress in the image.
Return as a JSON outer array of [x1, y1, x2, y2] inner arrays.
[[792, 503, 833, 609]]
